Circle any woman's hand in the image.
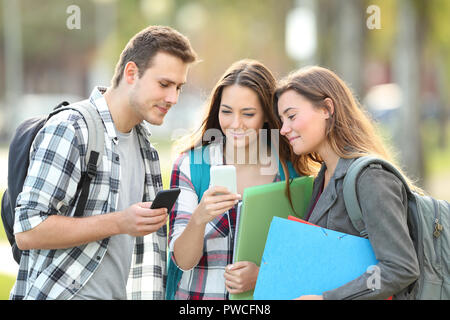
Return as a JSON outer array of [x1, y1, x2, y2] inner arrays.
[[224, 261, 259, 294], [192, 186, 241, 225], [173, 186, 240, 270]]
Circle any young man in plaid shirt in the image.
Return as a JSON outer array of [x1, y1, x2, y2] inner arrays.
[[10, 26, 197, 300]]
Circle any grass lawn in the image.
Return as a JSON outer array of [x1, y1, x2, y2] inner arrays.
[[421, 120, 450, 176], [0, 273, 14, 300], [0, 192, 14, 300], [0, 222, 6, 242], [0, 192, 7, 242]]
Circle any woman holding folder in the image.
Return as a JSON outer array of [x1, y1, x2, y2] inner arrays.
[[167, 60, 308, 299], [275, 66, 420, 300]]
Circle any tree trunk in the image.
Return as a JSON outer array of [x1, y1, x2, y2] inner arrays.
[[335, 0, 365, 100], [392, 0, 425, 185]]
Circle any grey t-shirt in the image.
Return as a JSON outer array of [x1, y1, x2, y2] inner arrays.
[[72, 127, 145, 300]]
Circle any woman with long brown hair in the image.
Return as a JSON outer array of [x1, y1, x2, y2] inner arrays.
[[167, 59, 304, 300], [275, 66, 420, 300]]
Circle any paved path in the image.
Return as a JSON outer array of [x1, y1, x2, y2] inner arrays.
[[0, 242, 18, 276]]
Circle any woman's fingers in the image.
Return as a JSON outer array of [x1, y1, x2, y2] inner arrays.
[[207, 200, 238, 211]]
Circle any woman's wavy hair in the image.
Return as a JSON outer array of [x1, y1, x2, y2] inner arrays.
[[274, 66, 420, 192], [174, 59, 310, 207]]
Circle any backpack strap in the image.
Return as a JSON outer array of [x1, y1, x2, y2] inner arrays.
[[343, 156, 411, 238], [50, 100, 105, 217], [70, 101, 105, 217], [189, 146, 211, 200], [279, 160, 298, 181], [271, 138, 297, 180], [72, 100, 105, 169]]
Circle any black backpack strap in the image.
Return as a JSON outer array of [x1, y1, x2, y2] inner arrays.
[[73, 151, 100, 217]]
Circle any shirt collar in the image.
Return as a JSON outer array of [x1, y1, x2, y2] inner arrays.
[[333, 157, 357, 180], [89, 86, 153, 142], [318, 157, 357, 182]]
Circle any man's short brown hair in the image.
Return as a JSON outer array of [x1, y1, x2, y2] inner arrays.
[[111, 25, 197, 88]]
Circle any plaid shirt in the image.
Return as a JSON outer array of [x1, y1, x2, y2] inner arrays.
[[10, 87, 166, 300], [168, 144, 235, 299], [168, 144, 281, 300]]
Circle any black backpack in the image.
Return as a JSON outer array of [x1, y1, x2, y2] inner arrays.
[[1, 100, 104, 264]]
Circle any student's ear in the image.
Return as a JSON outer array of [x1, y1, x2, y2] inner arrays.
[[123, 61, 139, 85], [323, 98, 335, 119]]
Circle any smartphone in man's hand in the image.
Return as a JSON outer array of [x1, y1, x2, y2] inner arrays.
[[150, 188, 181, 212]]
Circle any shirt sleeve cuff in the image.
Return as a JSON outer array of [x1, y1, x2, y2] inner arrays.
[[14, 208, 49, 234]]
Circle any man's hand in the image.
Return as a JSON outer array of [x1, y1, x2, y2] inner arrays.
[[117, 202, 168, 237], [15, 202, 167, 250]]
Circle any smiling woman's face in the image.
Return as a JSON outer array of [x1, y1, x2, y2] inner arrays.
[[218, 85, 266, 149], [277, 89, 329, 156]]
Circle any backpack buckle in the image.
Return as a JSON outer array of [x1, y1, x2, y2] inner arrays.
[[85, 151, 100, 179], [86, 162, 97, 179]]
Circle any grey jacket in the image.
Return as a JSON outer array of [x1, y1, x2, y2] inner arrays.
[[305, 157, 420, 300]]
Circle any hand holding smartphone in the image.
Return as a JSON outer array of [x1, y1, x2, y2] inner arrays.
[[150, 188, 181, 212], [210, 165, 237, 194]]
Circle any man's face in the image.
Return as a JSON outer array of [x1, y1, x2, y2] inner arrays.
[[128, 51, 189, 126]]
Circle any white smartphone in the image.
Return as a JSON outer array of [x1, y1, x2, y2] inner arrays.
[[210, 165, 237, 194]]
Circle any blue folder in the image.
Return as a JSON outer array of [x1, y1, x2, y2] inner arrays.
[[230, 176, 313, 300], [254, 217, 378, 300]]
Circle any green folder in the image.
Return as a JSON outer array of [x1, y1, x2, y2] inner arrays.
[[230, 176, 314, 300]]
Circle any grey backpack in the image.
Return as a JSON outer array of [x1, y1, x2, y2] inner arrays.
[[343, 156, 449, 300]]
